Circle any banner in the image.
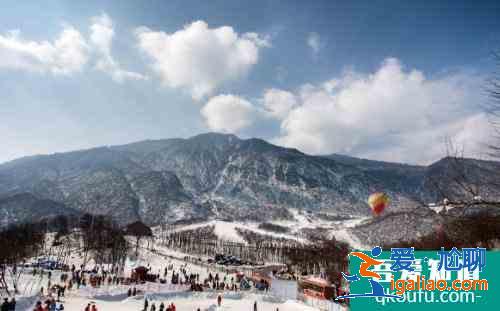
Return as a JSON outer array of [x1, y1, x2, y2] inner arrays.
[[341, 248, 499, 310]]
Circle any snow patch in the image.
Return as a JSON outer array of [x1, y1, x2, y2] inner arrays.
[[212, 221, 247, 244]]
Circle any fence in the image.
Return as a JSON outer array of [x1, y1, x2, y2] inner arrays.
[[269, 278, 298, 301], [78, 283, 190, 298]]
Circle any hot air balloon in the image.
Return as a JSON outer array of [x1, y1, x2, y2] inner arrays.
[[368, 192, 390, 216]]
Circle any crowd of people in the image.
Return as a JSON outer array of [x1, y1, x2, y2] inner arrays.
[[136, 264, 261, 311], [143, 298, 176, 311], [31, 299, 64, 311], [141, 296, 277, 311], [30, 263, 122, 311], [6, 253, 280, 311], [140, 262, 274, 310], [139, 263, 243, 293]]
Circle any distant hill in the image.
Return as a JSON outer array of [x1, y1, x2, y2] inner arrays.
[[1, 133, 499, 227]]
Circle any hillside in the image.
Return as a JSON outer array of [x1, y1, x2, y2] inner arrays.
[[1, 133, 499, 228]]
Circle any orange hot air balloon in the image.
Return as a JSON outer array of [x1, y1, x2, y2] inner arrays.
[[368, 192, 390, 216]]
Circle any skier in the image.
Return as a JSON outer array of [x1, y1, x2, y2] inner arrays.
[[217, 294, 222, 307], [144, 298, 149, 311]]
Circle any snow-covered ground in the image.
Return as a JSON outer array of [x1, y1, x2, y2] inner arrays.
[[1, 211, 359, 311], [3, 245, 345, 311], [162, 210, 370, 250], [8, 281, 336, 311], [62, 290, 323, 311]]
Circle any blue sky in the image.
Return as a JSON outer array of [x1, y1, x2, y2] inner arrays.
[[0, 0, 499, 164]]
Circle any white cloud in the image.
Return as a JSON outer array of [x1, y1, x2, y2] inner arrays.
[[263, 88, 297, 119], [0, 26, 89, 75], [135, 21, 269, 100], [90, 13, 147, 82], [307, 32, 321, 55], [271, 58, 489, 164], [0, 13, 146, 83], [201, 94, 256, 133]]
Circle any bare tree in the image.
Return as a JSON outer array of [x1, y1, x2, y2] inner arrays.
[[0, 223, 44, 295], [412, 53, 500, 249], [486, 51, 500, 157], [78, 214, 130, 268], [426, 52, 500, 212], [126, 221, 153, 256]]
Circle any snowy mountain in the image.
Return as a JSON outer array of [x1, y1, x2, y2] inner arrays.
[[0, 133, 499, 228]]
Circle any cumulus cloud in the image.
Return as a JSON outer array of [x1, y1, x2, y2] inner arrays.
[[0, 13, 146, 83], [0, 26, 88, 75], [135, 21, 269, 100], [90, 13, 147, 82], [307, 32, 321, 55], [270, 58, 489, 164], [263, 88, 297, 119], [201, 94, 257, 133]]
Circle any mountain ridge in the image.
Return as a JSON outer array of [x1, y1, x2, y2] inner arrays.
[[1, 132, 499, 227]]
